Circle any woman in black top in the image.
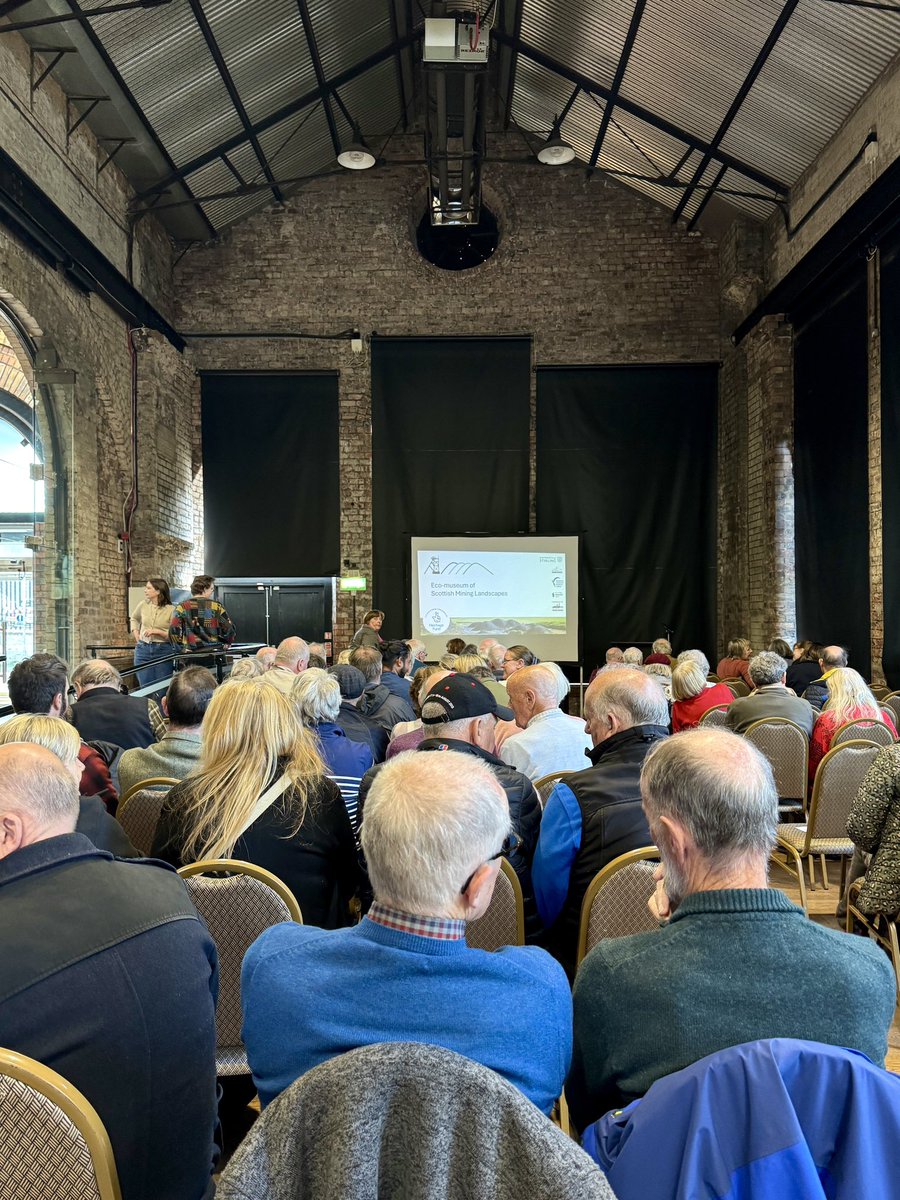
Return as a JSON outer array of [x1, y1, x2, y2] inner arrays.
[[152, 679, 360, 929], [785, 640, 822, 695]]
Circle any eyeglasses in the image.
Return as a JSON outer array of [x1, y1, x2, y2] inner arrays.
[[460, 832, 522, 895]]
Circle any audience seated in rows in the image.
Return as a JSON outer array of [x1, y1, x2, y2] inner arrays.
[[808, 667, 896, 783], [262, 636, 310, 695], [454, 654, 509, 704], [484, 642, 508, 679], [643, 637, 674, 666], [0, 743, 219, 1200], [502, 644, 539, 680], [152, 680, 360, 929], [769, 636, 793, 660], [118, 666, 215, 795], [532, 668, 669, 978], [406, 637, 428, 675], [784, 639, 821, 694], [0, 716, 138, 857], [255, 645, 277, 670], [566, 728, 896, 1133], [499, 664, 592, 781], [360, 674, 542, 940], [291, 669, 373, 832], [623, 646, 644, 667], [329, 663, 389, 762], [801, 643, 849, 711], [386, 665, 447, 759], [229, 656, 265, 679], [350, 646, 415, 734], [70, 658, 165, 749], [240, 751, 571, 1115], [724, 651, 815, 736], [716, 637, 754, 689], [671, 661, 734, 731], [8, 652, 117, 809]]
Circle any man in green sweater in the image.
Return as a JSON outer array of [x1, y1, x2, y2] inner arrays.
[[567, 727, 896, 1134]]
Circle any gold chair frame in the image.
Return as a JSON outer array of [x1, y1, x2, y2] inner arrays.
[[698, 703, 730, 725], [831, 717, 896, 747], [177, 859, 304, 922], [575, 845, 660, 968], [118, 777, 179, 806], [773, 739, 878, 895], [466, 858, 525, 949], [531, 770, 576, 809], [845, 879, 900, 1003], [0, 1047, 122, 1200]]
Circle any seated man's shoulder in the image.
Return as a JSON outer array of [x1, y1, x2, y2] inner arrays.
[[577, 926, 666, 984], [243, 922, 338, 979], [493, 943, 570, 990]]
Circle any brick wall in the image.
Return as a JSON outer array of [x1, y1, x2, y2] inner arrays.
[[176, 141, 722, 650]]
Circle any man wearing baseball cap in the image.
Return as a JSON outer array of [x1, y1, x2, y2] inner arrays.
[[359, 673, 543, 940]]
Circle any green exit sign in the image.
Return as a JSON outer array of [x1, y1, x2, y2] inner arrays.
[[340, 576, 367, 592]]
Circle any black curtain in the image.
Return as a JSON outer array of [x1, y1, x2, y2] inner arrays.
[[793, 268, 870, 679], [371, 337, 532, 634], [536, 365, 717, 673], [881, 231, 900, 687], [200, 373, 340, 577]]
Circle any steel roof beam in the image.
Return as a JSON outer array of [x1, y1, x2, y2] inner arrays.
[[500, 0, 525, 130], [588, 0, 647, 172], [187, 0, 283, 204], [671, 0, 800, 222], [62, 0, 216, 238], [686, 161, 727, 230], [295, 0, 341, 156], [137, 27, 423, 200], [491, 28, 788, 196]]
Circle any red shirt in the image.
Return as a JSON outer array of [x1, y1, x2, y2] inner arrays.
[[717, 656, 754, 689], [78, 742, 118, 814], [808, 706, 898, 784], [672, 683, 736, 732]]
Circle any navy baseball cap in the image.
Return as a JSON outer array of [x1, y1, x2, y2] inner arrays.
[[422, 673, 514, 725]]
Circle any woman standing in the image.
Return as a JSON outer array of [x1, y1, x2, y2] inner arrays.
[[152, 681, 360, 929], [130, 577, 175, 686], [350, 609, 384, 650]]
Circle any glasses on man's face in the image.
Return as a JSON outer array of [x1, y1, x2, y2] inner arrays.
[[460, 832, 522, 895]]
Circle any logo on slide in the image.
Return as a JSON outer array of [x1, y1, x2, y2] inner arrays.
[[426, 559, 494, 576], [424, 608, 450, 633]]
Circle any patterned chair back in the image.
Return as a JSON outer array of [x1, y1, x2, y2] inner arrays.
[[576, 847, 660, 968], [115, 778, 178, 855], [883, 693, 900, 727], [832, 718, 896, 748], [531, 770, 576, 809], [178, 861, 302, 1075], [698, 704, 729, 727], [465, 859, 524, 951], [0, 1047, 121, 1200], [808, 741, 881, 841], [722, 679, 750, 697], [742, 719, 809, 801]]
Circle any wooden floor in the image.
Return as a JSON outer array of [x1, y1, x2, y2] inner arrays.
[[769, 856, 900, 1073]]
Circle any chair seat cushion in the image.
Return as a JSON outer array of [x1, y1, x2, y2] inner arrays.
[[776, 824, 853, 855]]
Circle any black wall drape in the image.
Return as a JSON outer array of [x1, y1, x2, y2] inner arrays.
[[200, 373, 340, 577], [371, 337, 532, 635], [536, 365, 717, 673], [793, 269, 870, 679], [881, 232, 900, 687]]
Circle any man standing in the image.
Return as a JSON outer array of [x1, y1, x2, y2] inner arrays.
[[241, 751, 571, 1115], [532, 668, 669, 977], [500, 664, 592, 781], [566, 729, 896, 1132], [725, 651, 815, 736], [118, 666, 216, 795], [261, 636, 310, 695], [0, 743, 219, 1199], [169, 574, 235, 663]]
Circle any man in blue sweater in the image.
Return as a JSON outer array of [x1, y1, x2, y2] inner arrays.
[[567, 728, 897, 1133], [241, 750, 572, 1114]]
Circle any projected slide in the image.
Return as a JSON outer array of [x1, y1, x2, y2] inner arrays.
[[410, 535, 580, 662]]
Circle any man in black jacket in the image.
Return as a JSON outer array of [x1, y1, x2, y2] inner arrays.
[[359, 674, 544, 940], [69, 658, 164, 749], [0, 742, 219, 1200], [350, 646, 415, 733], [532, 667, 669, 978]]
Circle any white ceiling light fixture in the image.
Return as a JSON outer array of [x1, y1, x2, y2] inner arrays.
[[338, 129, 376, 170], [537, 136, 576, 166]]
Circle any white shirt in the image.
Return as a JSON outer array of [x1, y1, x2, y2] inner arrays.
[[499, 708, 592, 781]]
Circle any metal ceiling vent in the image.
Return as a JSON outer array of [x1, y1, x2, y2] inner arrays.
[[422, 3, 492, 227]]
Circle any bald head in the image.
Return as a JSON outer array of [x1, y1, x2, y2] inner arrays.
[[584, 666, 669, 746], [256, 646, 277, 669], [507, 664, 560, 729], [0, 743, 79, 859], [820, 645, 848, 670], [274, 637, 309, 673]]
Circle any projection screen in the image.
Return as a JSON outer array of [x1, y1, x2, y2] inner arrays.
[[409, 535, 580, 663]]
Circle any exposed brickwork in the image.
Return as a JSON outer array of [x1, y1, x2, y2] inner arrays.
[[176, 138, 721, 648], [869, 252, 885, 685]]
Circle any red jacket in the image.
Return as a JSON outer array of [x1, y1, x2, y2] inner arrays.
[[672, 683, 736, 732]]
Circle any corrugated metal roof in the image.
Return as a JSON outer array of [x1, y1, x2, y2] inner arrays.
[[23, 0, 900, 237]]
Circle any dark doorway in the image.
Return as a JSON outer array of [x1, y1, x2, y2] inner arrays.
[[216, 578, 334, 649]]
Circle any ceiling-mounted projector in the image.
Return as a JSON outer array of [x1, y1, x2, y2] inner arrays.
[[423, 15, 489, 65]]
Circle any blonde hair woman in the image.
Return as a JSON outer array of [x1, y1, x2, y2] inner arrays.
[[0, 714, 138, 857], [152, 681, 360, 927], [671, 661, 735, 732], [808, 668, 897, 784]]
